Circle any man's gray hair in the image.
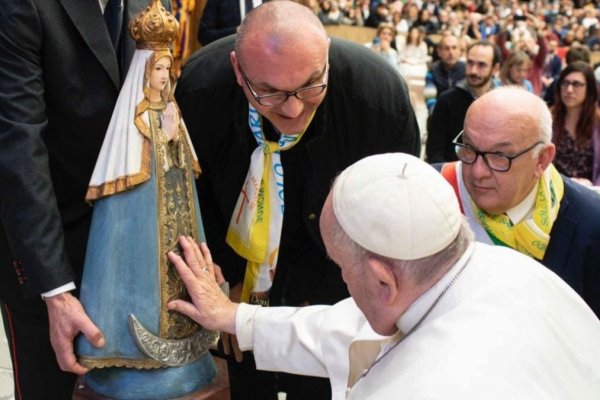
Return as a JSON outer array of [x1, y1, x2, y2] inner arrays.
[[515, 87, 553, 155], [328, 215, 473, 286], [473, 86, 553, 157]]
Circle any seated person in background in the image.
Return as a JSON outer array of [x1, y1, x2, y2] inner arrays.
[[341, 2, 365, 26], [413, 8, 438, 36], [317, 0, 345, 26], [168, 152, 600, 400], [544, 44, 592, 106], [478, 14, 500, 40], [551, 61, 600, 186], [365, 22, 400, 71], [426, 40, 500, 163], [437, 86, 600, 317], [540, 33, 562, 99], [497, 12, 547, 95], [365, 2, 391, 28], [425, 33, 466, 113], [398, 26, 430, 79], [498, 51, 533, 92]]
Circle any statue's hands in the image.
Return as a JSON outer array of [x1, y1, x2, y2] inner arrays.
[[45, 292, 104, 374], [168, 237, 237, 334], [162, 102, 180, 141]]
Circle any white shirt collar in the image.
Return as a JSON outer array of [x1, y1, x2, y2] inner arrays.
[[505, 181, 539, 225], [99, 0, 123, 13]]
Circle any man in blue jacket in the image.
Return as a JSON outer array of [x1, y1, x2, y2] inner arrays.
[[437, 86, 600, 318]]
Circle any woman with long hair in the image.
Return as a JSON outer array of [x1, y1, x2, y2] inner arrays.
[[499, 51, 533, 92], [366, 23, 400, 71], [399, 25, 430, 79], [552, 61, 600, 186]]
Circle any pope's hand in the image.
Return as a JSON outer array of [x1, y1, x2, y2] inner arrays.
[[168, 236, 238, 334]]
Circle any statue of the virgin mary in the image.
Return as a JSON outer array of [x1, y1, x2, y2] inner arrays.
[[76, 1, 217, 398]]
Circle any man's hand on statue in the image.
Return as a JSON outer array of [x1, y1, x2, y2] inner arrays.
[[45, 292, 105, 375], [162, 102, 180, 141], [168, 236, 238, 334]]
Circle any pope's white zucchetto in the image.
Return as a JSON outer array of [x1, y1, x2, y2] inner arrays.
[[332, 153, 461, 260]]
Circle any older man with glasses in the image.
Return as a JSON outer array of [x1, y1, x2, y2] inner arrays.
[[436, 86, 600, 318], [175, 1, 420, 399]]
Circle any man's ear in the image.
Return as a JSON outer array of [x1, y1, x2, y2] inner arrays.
[[230, 51, 244, 87], [367, 256, 399, 306], [535, 143, 556, 178]]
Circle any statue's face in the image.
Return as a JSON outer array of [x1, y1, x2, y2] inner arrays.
[[149, 56, 171, 94]]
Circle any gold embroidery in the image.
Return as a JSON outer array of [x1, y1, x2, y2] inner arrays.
[[80, 356, 163, 370], [150, 107, 201, 340]]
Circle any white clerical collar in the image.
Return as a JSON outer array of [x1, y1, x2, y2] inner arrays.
[[396, 243, 475, 333], [505, 181, 539, 225]]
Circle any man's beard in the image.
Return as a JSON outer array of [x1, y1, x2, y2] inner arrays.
[[467, 72, 492, 88]]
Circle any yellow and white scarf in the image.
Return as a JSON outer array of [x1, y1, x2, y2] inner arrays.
[[474, 165, 564, 260], [226, 105, 312, 302]]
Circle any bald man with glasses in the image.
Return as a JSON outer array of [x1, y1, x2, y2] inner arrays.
[[175, 1, 420, 399], [436, 86, 600, 318]]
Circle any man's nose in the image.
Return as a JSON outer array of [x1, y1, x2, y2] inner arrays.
[[278, 95, 304, 118]]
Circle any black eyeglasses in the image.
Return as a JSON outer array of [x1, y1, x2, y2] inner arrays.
[[560, 79, 586, 90], [452, 131, 544, 172], [239, 64, 328, 106]]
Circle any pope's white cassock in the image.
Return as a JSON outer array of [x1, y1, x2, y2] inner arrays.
[[235, 242, 600, 399]]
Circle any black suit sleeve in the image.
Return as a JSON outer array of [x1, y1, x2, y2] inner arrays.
[[195, 161, 247, 288], [0, 2, 74, 296]]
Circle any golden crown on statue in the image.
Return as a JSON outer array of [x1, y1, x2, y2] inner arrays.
[[130, 0, 179, 50]]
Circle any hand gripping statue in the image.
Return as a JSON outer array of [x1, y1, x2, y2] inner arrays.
[[76, 1, 221, 398]]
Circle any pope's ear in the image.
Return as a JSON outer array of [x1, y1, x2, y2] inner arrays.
[[367, 256, 399, 306]]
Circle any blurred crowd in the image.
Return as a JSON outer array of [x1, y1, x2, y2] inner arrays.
[[299, 0, 600, 185], [309, 0, 600, 86]]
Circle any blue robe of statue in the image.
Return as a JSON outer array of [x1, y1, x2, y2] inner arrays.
[[77, 101, 216, 400]]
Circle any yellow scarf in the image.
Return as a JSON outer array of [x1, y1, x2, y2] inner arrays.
[[226, 105, 313, 302], [473, 165, 564, 260]]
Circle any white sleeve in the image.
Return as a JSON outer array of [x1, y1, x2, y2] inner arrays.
[[41, 282, 76, 299], [235, 297, 367, 398], [235, 302, 262, 351]]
